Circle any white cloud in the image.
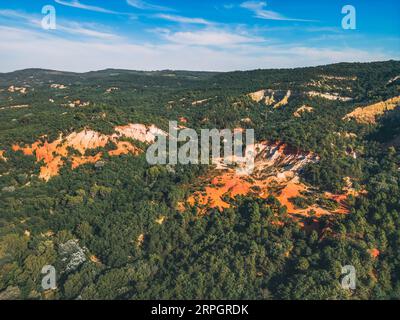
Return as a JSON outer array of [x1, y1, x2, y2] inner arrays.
[[126, 0, 171, 11], [0, 9, 121, 40], [54, 0, 119, 14], [159, 29, 265, 46], [58, 22, 122, 40], [0, 25, 394, 73], [0, 9, 41, 25], [155, 14, 214, 25], [240, 1, 314, 22]]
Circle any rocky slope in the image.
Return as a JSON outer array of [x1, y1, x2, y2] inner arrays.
[[11, 124, 166, 181], [188, 141, 351, 217], [343, 96, 400, 124]]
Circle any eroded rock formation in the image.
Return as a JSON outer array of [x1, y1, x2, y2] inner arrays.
[[188, 141, 351, 217], [306, 91, 352, 102], [294, 105, 313, 117], [343, 96, 400, 124], [11, 124, 166, 181]]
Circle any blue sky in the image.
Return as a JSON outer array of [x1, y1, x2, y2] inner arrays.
[[0, 0, 399, 71]]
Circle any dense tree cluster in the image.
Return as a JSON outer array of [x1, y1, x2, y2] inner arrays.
[[0, 61, 399, 299]]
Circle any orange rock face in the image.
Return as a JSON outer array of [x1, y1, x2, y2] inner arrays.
[[11, 124, 165, 181], [188, 141, 351, 217]]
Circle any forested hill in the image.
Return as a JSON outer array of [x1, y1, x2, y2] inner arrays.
[[0, 60, 399, 300], [0, 68, 219, 88]]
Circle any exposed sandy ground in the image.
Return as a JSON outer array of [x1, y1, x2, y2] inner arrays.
[[188, 141, 352, 217], [248, 90, 266, 103], [0, 104, 29, 111], [293, 105, 313, 117], [307, 91, 352, 101], [137, 234, 145, 247], [179, 117, 188, 123], [176, 202, 186, 212], [343, 96, 400, 124], [89, 255, 102, 264], [334, 132, 357, 139], [369, 248, 380, 259], [8, 86, 28, 94], [105, 87, 119, 93], [192, 99, 210, 105], [11, 124, 166, 181], [114, 124, 166, 143], [319, 75, 357, 81], [274, 90, 291, 108], [248, 89, 277, 106], [70, 100, 90, 108], [387, 75, 399, 85], [155, 216, 166, 225], [50, 84, 67, 89]]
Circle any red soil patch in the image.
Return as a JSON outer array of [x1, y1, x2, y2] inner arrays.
[[11, 124, 164, 181], [187, 141, 351, 218], [71, 153, 103, 169], [188, 173, 349, 217], [90, 255, 102, 264], [0, 150, 6, 161], [176, 202, 186, 213], [369, 248, 380, 259], [108, 141, 141, 156]]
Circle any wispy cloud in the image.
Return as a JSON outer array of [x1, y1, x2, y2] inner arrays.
[[54, 0, 119, 14], [0, 2, 396, 73], [0, 9, 120, 40], [58, 22, 121, 40], [155, 14, 214, 25], [0, 25, 394, 73], [240, 1, 314, 22], [126, 0, 171, 11], [0, 9, 40, 25], [157, 28, 265, 46]]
